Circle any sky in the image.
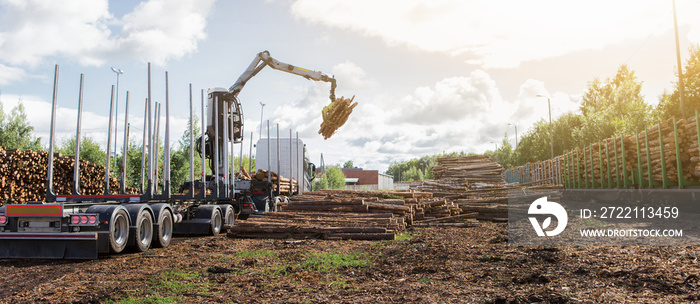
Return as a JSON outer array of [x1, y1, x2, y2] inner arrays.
[[0, 0, 699, 172]]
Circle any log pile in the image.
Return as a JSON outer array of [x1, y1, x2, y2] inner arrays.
[[319, 96, 358, 140], [410, 155, 566, 221], [555, 117, 700, 187], [227, 189, 483, 240], [0, 147, 135, 204], [237, 168, 298, 195], [227, 212, 402, 240], [431, 155, 505, 187]]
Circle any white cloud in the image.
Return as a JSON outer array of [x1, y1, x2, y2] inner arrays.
[[291, 0, 700, 69], [115, 0, 215, 65], [332, 61, 377, 91], [0, 0, 215, 85], [0, 63, 26, 85]]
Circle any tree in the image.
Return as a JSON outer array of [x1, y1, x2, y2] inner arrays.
[[578, 65, 650, 140], [656, 44, 700, 120], [313, 165, 345, 190], [56, 137, 107, 166], [513, 113, 583, 165], [0, 102, 41, 150], [343, 160, 354, 169]]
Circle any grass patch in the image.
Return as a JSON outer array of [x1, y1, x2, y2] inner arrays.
[[152, 269, 211, 295], [301, 252, 371, 272], [395, 232, 414, 241], [418, 277, 434, 284], [478, 254, 506, 262], [110, 296, 182, 304], [234, 249, 275, 259]]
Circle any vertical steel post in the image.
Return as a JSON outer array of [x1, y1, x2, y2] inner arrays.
[[249, 131, 253, 174], [121, 92, 129, 194], [105, 85, 115, 195], [223, 101, 229, 198], [296, 131, 300, 194], [189, 84, 195, 198], [267, 120, 270, 172], [214, 96, 220, 198], [147, 63, 153, 197], [164, 72, 171, 197], [73, 73, 84, 195], [277, 124, 280, 195], [201, 90, 206, 198], [229, 113, 238, 198], [154, 103, 161, 194], [141, 99, 147, 193], [290, 130, 293, 194], [47, 65, 59, 199]]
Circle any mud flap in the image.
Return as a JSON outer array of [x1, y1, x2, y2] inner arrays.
[[0, 233, 98, 259]]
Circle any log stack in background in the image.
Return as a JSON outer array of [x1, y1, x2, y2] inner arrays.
[[512, 116, 700, 187], [0, 147, 136, 205], [412, 155, 563, 222]]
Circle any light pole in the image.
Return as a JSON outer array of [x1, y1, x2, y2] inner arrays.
[[536, 95, 554, 159], [508, 123, 518, 148], [673, 0, 686, 117], [111, 67, 124, 168], [259, 102, 266, 140]]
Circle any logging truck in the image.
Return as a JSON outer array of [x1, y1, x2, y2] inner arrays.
[[0, 51, 338, 259]]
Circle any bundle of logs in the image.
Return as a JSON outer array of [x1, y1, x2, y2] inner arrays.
[[319, 96, 358, 140], [411, 155, 564, 222], [227, 189, 480, 241], [236, 167, 298, 195], [0, 148, 136, 204]]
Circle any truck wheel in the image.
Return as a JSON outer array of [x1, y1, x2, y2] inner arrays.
[[153, 210, 173, 248], [109, 209, 130, 254], [133, 209, 153, 252], [223, 205, 235, 228], [210, 208, 223, 236]]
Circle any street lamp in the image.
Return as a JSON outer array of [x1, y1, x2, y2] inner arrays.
[[110, 67, 124, 166], [508, 123, 518, 148], [536, 94, 554, 159], [259, 102, 266, 140]]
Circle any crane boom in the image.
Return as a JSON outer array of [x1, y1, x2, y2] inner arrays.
[[229, 50, 337, 102]]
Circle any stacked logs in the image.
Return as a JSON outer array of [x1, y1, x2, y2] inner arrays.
[[0, 148, 136, 204], [245, 169, 297, 195], [510, 116, 700, 187], [227, 189, 482, 240], [412, 155, 566, 221], [431, 155, 505, 187], [319, 96, 358, 140]]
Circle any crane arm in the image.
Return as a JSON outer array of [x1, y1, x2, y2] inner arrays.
[[229, 50, 337, 101]]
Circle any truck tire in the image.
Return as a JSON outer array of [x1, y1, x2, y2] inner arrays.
[[133, 209, 153, 252], [210, 208, 223, 236], [222, 205, 235, 228], [109, 209, 130, 254], [153, 209, 173, 248]]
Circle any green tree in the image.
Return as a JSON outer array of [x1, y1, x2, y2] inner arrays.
[[56, 137, 106, 166], [313, 165, 345, 190], [656, 44, 700, 120], [343, 160, 354, 169], [0, 102, 41, 150], [578, 65, 650, 141], [485, 133, 514, 169], [514, 113, 583, 165]]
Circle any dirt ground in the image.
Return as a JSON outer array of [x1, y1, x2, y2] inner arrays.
[[0, 222, 699, 304]]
